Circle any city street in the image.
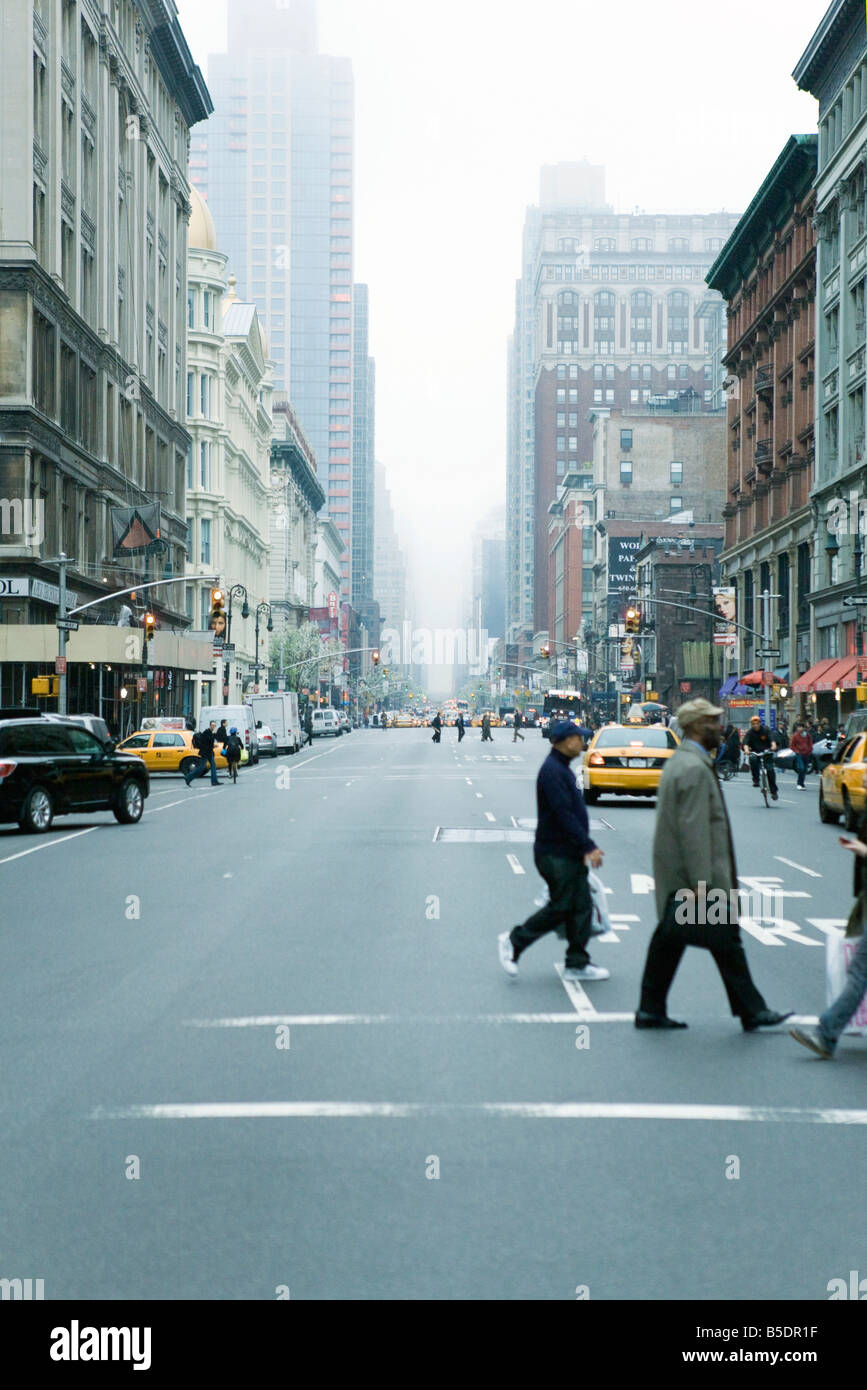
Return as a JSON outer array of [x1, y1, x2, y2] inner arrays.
[[0, 728, 862, 1301]]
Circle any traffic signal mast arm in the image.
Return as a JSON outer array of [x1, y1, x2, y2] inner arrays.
[[629, 594, 768, 644]]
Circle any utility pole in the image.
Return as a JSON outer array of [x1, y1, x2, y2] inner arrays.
[[58, 553, 68, 716], [762, 589, 772, 728]]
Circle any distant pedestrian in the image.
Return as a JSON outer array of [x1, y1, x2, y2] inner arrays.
[[790, 722, 813, 790], [216, 718, 230, 748], [186, 720, 221, 787], [456, 712, 465, 743], [634, 698, 792, 1031], [512, 710, 525, 743], [481, 713, 493, 742], [224, 726, 243, 783], [791, 803, 867, 1059], [431, 711, 443, 744], [303, 709, 313, 747], [381, 711, 388, 730], [498, 720, 608, 983]]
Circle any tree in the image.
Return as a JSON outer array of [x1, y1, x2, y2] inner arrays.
[[269, 622, 344, 693]]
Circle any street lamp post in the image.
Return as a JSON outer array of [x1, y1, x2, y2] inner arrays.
[[225, 585, 250, 705], [253, 601, 273, 690]]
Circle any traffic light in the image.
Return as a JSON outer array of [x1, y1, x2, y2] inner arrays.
[[539, 645, 550, 660], [210, 587, 225, 623], [371, 649, 380, 666], [625, 606, 641, 634], [143, 612, 156, 642]]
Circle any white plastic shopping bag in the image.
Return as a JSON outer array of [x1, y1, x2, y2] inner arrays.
[[825, 927, 867, 1036], [545, 870, 612, 937]]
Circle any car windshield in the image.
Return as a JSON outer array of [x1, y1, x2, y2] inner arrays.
[[593, 727, 677, 750]]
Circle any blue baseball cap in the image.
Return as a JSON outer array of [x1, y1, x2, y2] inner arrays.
[[549, 719, 593, 743]]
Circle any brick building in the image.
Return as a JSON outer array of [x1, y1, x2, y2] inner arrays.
[[706, 135, 818, 694]]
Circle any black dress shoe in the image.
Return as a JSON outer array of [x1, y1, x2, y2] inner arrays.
[[741, 1009, 793, 1032], [635, 1011, 688, 1029]]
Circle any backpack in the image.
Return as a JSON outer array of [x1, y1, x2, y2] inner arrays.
[[192, 731, 201, 750]]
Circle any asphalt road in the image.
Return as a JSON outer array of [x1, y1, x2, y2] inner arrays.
[[0, 727, 863, 1300]]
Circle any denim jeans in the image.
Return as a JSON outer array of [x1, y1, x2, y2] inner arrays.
[[794, 753, 808, 787], [190, 752, 218, 785], [819, 928, 867, 1052]]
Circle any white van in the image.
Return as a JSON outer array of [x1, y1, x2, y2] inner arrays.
[[199, 704, 259, 764], [247, 693, 301, 754], [311, 708, 341, 738]]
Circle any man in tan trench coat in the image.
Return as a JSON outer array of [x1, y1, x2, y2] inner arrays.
[[635, 698, 793, 1032]]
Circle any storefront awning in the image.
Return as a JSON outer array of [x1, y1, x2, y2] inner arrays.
[[815, 656, 861, 692], [740, 670, 775, 687], [792, 658, 840, 694]]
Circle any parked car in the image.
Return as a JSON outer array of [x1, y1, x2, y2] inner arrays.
[[0, 711, 149, 833], [582, 723, 680, 804], [311, 708, 342, 738], [338, 712, 352, 734], [820, 733, 867, 828], [257, 725, 278, 758], [117, 728, 229, 777]]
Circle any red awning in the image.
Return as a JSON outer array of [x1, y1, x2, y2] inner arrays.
[[815, 656, 859, 692], [792, 658, 840, 694], [740, 670, 775, 687]]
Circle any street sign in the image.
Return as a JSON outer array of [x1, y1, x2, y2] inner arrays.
[[842, 596, 867, 607], [757, 649, 781, 658], [137, 678, 147, 693], [54, 656, 67, 675], [56, 618, 79, 632]]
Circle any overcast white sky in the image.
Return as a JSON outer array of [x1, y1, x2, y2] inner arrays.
[[176, 0, 826, 634]]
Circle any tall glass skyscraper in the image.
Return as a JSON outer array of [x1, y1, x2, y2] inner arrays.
[[191, 0, 355, 597], [352, 284, 375, 610]]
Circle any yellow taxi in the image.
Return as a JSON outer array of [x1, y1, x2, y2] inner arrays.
[[582, 723, 679, 804], [117, 729, 229, 777], [471, 710, 502, 728], [820, 732, 867, 829]]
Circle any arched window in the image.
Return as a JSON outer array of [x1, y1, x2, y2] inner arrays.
[[631, 237, 653, 250], [631, 291, 652, 310], [668, 291, 689, 309], [668, 237, 690, 251], [595, 291, 615, 310], [557, 290, 578, 307], [557, 237, 577, 252], [594, 237, 616, 251]]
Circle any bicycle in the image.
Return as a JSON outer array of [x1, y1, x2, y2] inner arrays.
[[717, 758, 740, 782], [755, 749, 776, 807]]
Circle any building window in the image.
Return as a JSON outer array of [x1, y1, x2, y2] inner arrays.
[[568, 436, 578, 451], [569, 365, 578, 379], [186, 372, 193, 416], [593, 388, 602, 402], [631, 237, 653, 250], [669, 496, 683, 512], [200, 374, 211, 417], [620, 429, 632, 450], [557, 412, 566, 426], [200, 518, 211, 564], [620, 460, 633, 484], [557, 388, 566, 403], [670, 461, 683, 485], [557, 364, 566, 379], [557, 436, 566, 451], [200, 441, 209, 488], [187, 290, 195, 328]]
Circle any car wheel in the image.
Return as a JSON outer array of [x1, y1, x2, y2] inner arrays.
[[819, 787, 840, 824], [114, 777, 145, 824], [18, 785, 55, 833], [179, 757, 198, 777], [584, 788, 600, 805], [843, 789, 859, 832]]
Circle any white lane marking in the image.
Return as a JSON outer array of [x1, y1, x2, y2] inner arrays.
[[610, 914, 639, 923], [806, 918, 848, 936], [465, 778, 473, 785], [739, 875, 810, 900], [739, 916, 822, 947], [485, 812, 496, 822], [0, 825, 99, 865], [185, 1011, 820, 1029], [475, 792, 483, 799], [95, 1098, 867, 1123], [145, 797, 201, 814], [775, 856, 822, 878], [630, 874, 655, 894], [432, 826, 440, 842], [506, 854, 525, 875], [555, 963, 599, 1018]]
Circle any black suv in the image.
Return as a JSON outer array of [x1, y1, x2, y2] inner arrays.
[[0, 712, 149, 833]]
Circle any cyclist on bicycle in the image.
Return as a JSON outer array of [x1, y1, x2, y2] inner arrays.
[[745, 714, 778, 800], [716, 723, 742, 777]]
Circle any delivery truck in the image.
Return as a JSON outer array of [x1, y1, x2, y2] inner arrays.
[[246, 692, 302, 755]]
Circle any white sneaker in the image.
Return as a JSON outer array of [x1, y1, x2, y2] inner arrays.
[[498, 932, 518, 978], [563, 963, 610, 982]]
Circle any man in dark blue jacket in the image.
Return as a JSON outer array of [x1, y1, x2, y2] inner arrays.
[[499, 720, 608, 983]]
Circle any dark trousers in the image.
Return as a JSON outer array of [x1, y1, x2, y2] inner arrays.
[[190, 752, 218, 785], [432, 729, 441, 743], [638, 894, 767, 1019], [749, 752, 777, 794], [511, 854, 593, 969], [794, 753, 808, 787], [457, 726, 465, 741]]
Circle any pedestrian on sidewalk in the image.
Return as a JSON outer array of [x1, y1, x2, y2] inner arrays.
[[430, 710, 443, 743], [303, 708, 313, 747], [634, 697, 792, 1031], [456, 712, 465, 743], [481, 713, 493, 742], [498, 720, 608, 984], [512, 709, 525, 743], [790, 722, 813, 790], [186, 720, 221, 787], [791, 808, 867, 1059]]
